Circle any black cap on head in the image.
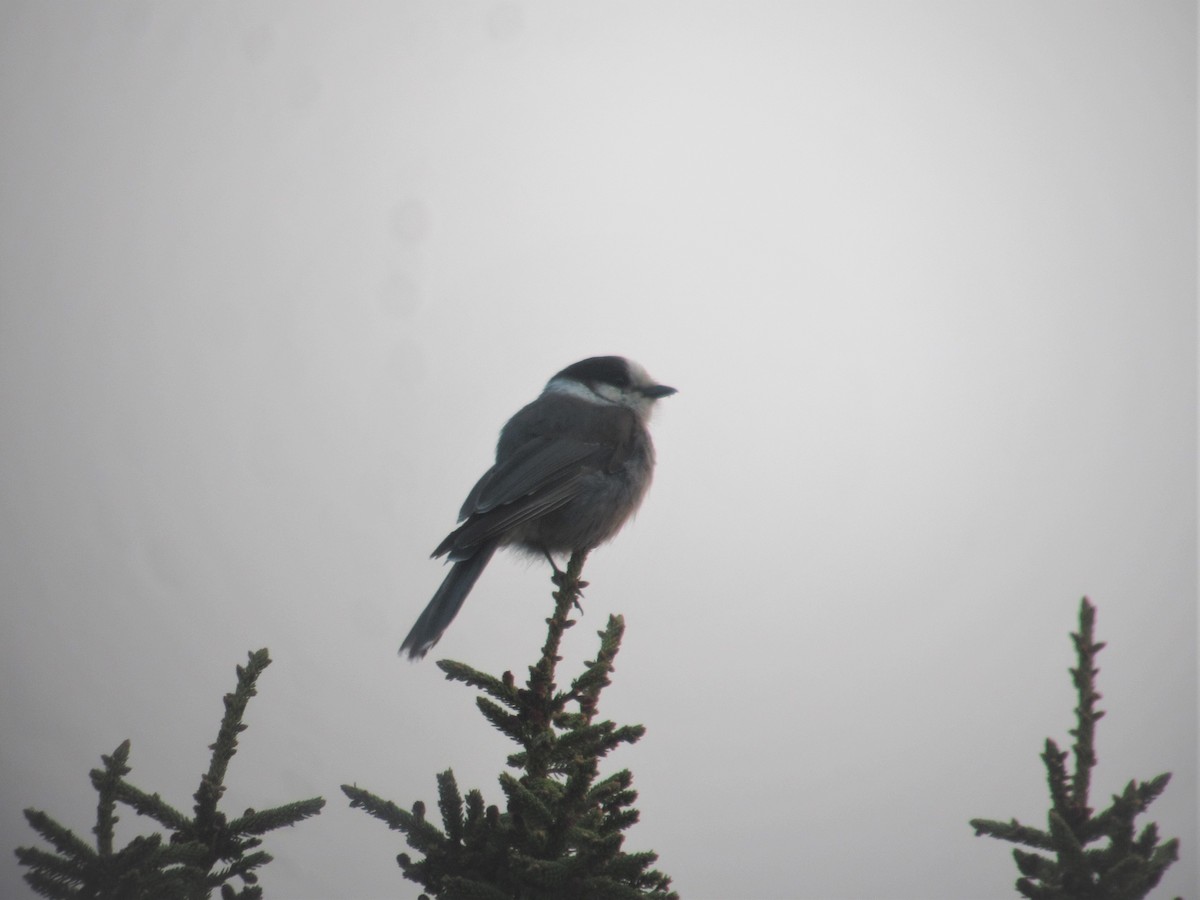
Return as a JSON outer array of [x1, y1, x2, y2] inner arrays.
[[553, 356, 634, 388]]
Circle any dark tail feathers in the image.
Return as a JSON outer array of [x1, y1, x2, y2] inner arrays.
[[400, 543, 498, 660]]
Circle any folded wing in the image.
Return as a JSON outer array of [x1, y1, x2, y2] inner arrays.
[[434, 436, 611, 560]]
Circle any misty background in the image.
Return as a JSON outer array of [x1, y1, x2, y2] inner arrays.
[[1, 3, 1195, 898]]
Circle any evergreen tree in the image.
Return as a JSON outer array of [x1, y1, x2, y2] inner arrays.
[[970, 598, 1179, 899], [15, 649, 325, 900], [344, 550, 677, 899]]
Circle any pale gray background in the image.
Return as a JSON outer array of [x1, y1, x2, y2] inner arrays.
[[1, 3, 1195, 898]]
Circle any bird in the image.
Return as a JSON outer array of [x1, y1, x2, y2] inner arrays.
[[400, 356, 676, 660]]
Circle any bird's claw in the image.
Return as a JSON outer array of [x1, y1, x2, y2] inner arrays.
[[543, 549, 564, 578]]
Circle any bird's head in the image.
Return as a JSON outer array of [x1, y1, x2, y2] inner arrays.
[[545, 356, 676, 419]]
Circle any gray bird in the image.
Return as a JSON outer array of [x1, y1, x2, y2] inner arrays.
[[400, 356, 676, 659]]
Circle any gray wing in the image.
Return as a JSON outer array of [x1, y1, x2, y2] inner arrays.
[[461, 435, 603, 515], [434, 436, 610, 560]]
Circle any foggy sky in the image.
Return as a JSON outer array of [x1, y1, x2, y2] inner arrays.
[[1, 3, 1195, 898]]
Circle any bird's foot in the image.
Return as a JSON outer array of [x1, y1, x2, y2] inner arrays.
[[542, 548, 564, 577]]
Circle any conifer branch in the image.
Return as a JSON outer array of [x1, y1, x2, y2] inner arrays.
[[437, 770, 466, 844], [1066, 599, 1103, 822], [475, 696, 524, 742], [438, 661, 520, 708], [226, 800, 326, 836], [15, 648, 325, 899], [344, 550, 677, 897], [109, 780, 192, 833], [20, 809, 97, 864], [92, 740, 131, 857], [342, 785, 413, 833], [969, 598, 1179, 899], [193, 649, 271, 833], [525, 549, 591, 738]]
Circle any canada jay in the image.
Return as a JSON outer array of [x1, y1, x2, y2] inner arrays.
[[400, 356, 676, 659]]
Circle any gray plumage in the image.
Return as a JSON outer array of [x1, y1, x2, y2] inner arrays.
[[400, 356, 675, 660]]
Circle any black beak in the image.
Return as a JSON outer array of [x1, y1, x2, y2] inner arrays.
[[642, 384, 678, 399]]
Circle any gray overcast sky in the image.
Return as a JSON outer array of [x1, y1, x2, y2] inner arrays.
[[1, 2, 1195, 898]]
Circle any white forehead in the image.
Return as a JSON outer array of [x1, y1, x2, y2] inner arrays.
[[624, 359, 653, 387]]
